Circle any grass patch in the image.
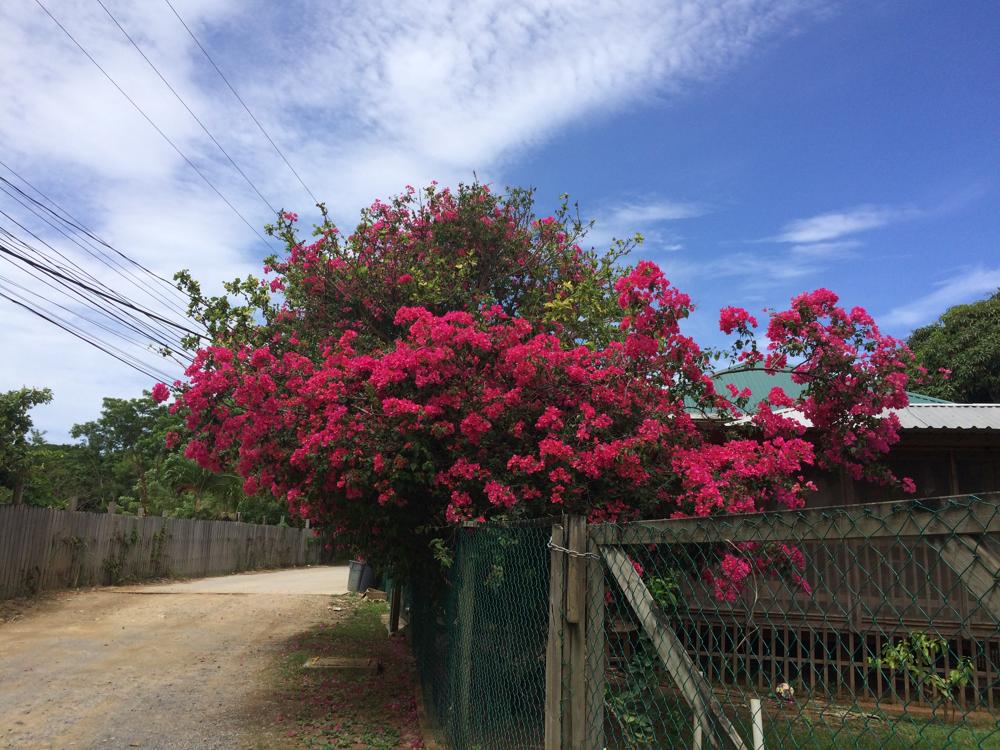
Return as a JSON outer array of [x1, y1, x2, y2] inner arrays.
[[606, 701, 1000, 750], [252, 594, 424, 749], [768, 712, 1000, 749]]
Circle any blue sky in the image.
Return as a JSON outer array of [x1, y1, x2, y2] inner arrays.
[[0, 0, 998, 440]]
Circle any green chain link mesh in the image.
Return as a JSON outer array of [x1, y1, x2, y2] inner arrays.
[[410, 494, 999, 749], [409, 520, 553, 749]]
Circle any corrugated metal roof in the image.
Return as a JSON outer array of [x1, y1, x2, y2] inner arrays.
[[903, 392, 952, 404], [731, 403, 1000, 431], [894, 404, 1000, 430]]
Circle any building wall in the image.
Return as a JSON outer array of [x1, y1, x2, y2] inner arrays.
[[806, 431, 1000, 508]]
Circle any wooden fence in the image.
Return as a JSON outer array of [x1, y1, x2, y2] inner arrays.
[[547, 494, 1000, 749], [0, 504, 321, 599]]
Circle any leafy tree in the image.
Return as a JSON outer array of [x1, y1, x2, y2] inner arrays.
[[907, 289, 1000, 403], [0, 387, 52, 504], [21, 440, 104, 510], [71, 396, 167, 511], [65, 394, 286, 521], [170, 182, 916, 588], [118, 451, 283, 523]]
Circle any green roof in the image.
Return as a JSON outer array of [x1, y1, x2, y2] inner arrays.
[[710, 368, 951, 411]]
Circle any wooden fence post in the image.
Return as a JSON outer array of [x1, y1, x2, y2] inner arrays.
[[546, 516, 606, 750]]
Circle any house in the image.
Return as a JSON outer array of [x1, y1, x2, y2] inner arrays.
[[708, 367, 1000, 505]]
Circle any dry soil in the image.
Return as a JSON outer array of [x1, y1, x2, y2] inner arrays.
[[0, 566, 349, 749]]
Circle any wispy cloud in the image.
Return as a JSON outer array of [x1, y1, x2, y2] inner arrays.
[[666, 239, 859, 292], [718, 204, 910, 294], [604, 199, 707, 225], [774, 205, 915, 243], [788, 240, 860, 258], [880, 266, 1000, 331], [585, 197, 708, 253]]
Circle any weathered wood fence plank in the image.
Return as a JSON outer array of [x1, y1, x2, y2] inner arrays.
[[603, 546, 749, 750], [589, 493, 1000, 545], [0, 505, 321, 599]]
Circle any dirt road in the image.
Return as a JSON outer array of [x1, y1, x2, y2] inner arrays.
[[0, 566, 349, 749]]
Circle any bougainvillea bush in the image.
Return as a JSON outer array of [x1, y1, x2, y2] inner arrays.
[[167, 183, 916, 595]]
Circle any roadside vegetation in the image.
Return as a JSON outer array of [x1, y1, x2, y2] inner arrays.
[[0, 388, 286, 522], [252, 595, 425, 750]]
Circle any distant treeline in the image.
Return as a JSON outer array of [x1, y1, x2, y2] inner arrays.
[[0, 388, 288, 524]]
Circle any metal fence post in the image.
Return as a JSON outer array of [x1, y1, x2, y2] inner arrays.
[[566, 515, 587, 749], [586, 532, 606, 750], [455, 531, 478, 747], [545, 523, 566, 749]]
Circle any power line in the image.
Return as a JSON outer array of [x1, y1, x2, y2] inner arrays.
[[94, 0, 278, 216], [0, 210, 193, 349], [32, 0, 275, 251], [0, 240, 205, 339], [0, 229, 188, 355], [162, 0, 320, 206], [0, 158, 192, 304], [0, 286, 175, 381], [0, 179, 194, 321], [0, 272, 188, 370]]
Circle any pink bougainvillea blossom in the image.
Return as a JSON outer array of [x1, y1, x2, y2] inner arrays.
[[169, 182, 917, 597]]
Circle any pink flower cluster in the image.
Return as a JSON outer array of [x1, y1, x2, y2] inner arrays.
[[170, 183, 916, 597]]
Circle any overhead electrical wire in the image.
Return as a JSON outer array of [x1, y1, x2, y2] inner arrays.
[[0, 272, 186, 372], [0, 159, 192, 304], [32, 0, 276, 251], [0, 179, 194, 322], [0, 284, 176, 382], [0, 240, 205, 340], [5, 2, 298, 378], [0, 170, 191, 313], [0, 211, 192, 350], [0, 227, 188, 356], [162, 0, 321, 206], [94, 0, 278, 216]]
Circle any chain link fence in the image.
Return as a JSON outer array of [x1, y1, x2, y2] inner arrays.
[[409, 520, 553, 749], [408, 494, 1000, 749]]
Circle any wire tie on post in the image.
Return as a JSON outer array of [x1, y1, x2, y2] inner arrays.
[[547, 535, 601, 559]]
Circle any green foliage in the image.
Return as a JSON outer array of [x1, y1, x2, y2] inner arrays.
[[67, 395, 164, 510], [0, 386, 52, 503], [646, 570, 682, 611], [21, 441, 104, 509], [869, 632, 974, 715], [908, 288, 1000, 402], [429, 537, 454, 569], [9, 390, 285, 522], [102, 528, 140, 585], [606, 634, 668, 747], [177, 183, 638, 355]]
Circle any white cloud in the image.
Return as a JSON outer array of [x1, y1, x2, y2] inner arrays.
[[0, 0, 823, 438], [666, 240, 858, 292], [604, 200, 707, 226], [880, 266, 1000, 332], [775, 205, 914, 244], [582, 197, 709, 254]]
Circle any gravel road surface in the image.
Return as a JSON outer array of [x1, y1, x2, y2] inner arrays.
[[0, 566, 349, 749]]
